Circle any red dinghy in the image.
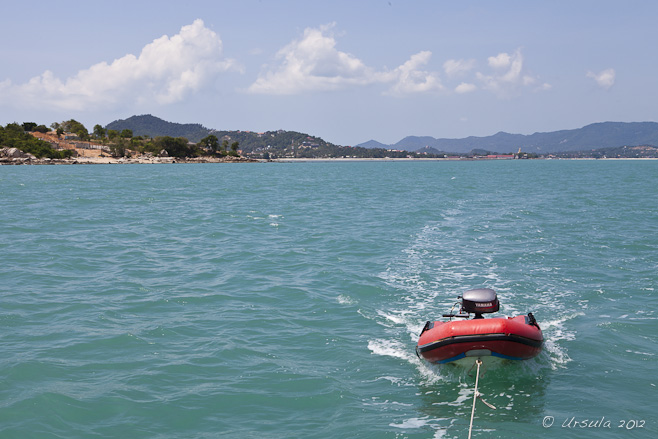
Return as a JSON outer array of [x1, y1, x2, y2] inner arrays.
[[416, 289, 543, 365]]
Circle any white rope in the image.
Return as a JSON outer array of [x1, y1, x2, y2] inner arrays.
[[467, 359, 482, 439], [467, 359, 497, 438]]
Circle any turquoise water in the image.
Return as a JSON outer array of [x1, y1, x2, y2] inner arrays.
[[1, 160, 656, 438]]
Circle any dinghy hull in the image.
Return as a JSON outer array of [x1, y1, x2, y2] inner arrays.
[[416, 315, 543, 364]]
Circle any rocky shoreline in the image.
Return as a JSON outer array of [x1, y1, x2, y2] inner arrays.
[[0, 147, 258, 165]]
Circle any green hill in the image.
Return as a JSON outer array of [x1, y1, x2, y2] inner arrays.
[[106, 115, 212, 143], [105, 115, 440, 159]]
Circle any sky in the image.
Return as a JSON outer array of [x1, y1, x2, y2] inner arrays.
[[1, 0, 656, 146]]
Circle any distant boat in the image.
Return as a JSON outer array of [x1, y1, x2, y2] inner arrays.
[[416, 288, 543, 366]]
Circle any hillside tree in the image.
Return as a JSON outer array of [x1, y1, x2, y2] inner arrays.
[[200, 134, 219, 153], [93, 124, 106, 139]]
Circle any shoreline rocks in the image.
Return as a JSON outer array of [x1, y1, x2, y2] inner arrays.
[[0, 153, 258, 165]]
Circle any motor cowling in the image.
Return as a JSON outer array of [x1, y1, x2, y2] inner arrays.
[[461, 288, 499, 316]]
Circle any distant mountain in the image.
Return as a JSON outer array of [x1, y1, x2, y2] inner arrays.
[[358, 122, 658, 154], [106, 114, 212, 143], [104, 116, 658, 158], [357, 139, 389, 149]]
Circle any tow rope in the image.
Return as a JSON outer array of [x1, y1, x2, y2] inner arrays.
[[468, 359, 497, 438]]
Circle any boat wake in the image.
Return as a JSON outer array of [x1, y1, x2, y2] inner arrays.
[[358, 202, 587, 436], [367, 216, 579, 377]]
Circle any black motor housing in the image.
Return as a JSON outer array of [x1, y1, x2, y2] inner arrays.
[[461, 288, 500, 315]]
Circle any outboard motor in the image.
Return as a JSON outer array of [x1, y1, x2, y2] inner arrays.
[[460, 288, 499, 319]]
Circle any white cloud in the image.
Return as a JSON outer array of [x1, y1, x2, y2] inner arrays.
[[0, 19, 239, 111], [247, 26, 554, 101], [443, 59, 476, 78], [455, 82, 476, 94], [487, 52, 512, 69], [587, 68, 615, 90], [476, 48, 547, 97], [247, 24, 442, 96], [247, 23, 375, 94], [384, 51, 443, 96]]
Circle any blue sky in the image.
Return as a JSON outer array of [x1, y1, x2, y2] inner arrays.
[[1, 0, 656, 145]]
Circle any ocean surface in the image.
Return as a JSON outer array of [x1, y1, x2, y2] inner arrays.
[[1, 160, 656, 438]]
